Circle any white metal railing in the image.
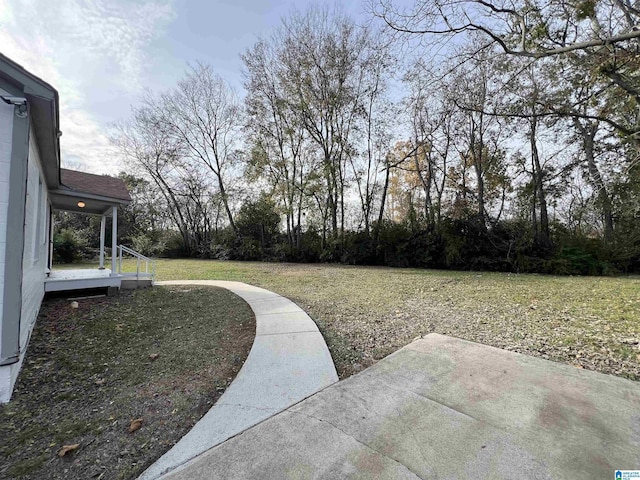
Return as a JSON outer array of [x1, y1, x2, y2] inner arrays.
[[116, 245, 156, 282]]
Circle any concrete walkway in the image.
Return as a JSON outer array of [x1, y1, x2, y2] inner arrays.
[[139, 280, 339, 480], [163, 333, 640, 479]]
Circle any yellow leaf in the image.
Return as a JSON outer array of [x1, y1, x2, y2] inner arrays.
[[129, 418, 143, 433], [58, 444, 80, 457]]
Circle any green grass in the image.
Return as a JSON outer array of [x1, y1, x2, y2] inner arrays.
[[0, 285, 255, 480], [139, 259, 640, 380], [7, 455, 48, 478], [52, 259, 640, 381]]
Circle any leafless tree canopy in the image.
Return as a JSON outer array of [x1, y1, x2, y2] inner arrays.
[[109, 2, 639, 271]]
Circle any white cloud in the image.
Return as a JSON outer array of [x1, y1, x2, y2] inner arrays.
[[0, 0, 175, 174]]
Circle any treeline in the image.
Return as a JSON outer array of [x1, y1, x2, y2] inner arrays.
[[103, 3, 639, 275]]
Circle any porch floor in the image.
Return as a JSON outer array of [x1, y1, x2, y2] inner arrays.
[[45, 268, 122, 292]]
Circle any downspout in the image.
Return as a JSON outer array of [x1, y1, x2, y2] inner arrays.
[[0, 96, 29, 366]]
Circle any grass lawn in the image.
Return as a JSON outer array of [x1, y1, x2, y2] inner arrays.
[[11, 259, 635, 478], [127, 259, 640, 381], [0, 286, 254, 480]]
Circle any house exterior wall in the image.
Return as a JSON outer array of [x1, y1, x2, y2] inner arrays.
[[0, 107, 49, 402], [20, 129, 48, 347], [0, 95, 14, 358]]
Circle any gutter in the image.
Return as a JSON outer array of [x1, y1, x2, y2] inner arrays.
[[53, 90, 61, 189]]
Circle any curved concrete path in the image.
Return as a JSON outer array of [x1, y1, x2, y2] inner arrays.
[[139, 280, 339, 480]]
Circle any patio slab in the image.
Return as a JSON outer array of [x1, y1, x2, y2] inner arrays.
[[139, 280, 338, 480], [164, 333, 640, 479]]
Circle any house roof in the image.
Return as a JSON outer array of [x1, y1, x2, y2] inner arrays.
[[60, 169, 132, 202], [49, 169, 131, 215], [0, 53, 61, 188]]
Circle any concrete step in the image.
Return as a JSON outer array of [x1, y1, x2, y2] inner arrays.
[[120, 278, 153, 290]]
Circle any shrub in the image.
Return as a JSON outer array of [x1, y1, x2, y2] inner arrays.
[[53, 229, 88, 264], [236, 195, 281, 248], [130, 234, 166, 257]]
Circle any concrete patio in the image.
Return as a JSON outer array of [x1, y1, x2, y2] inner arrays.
[[164, 333, 640, 479]]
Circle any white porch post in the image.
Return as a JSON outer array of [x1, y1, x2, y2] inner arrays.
[[47, 206, 54, 273], [111, 206, 117, 275], [99, 215, 106, 270]]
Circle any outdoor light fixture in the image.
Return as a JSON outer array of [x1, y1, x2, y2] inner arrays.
[[77, 201, 86, 208], [0, 96, 28, 118]]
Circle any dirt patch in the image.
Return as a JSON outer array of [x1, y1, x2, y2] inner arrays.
[[0, 286, 255, 480]]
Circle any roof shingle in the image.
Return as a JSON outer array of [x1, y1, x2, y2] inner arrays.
[[60, 169, 131, 202]]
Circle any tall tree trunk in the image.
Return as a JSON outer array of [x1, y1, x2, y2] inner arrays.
[[474, 159, 485, 224], [217, 178, 237, 235], [153, 170, 192, 255], [373, 159, 392, 248], [530, 117, 550, 244], [470, 117, 486, 226], [574, 118, 615, 241], [413, 143, 433, 225]]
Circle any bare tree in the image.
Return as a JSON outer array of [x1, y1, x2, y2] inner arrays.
[[276, 6, 383, 247], [373, 0, 640, 146], [149, 64, 241, 235], [348, 36, 396, 235], [372, 0, 640, 60], [404, 61, 456, 226], [111, 107, 195, 253], [444, 50, 510, 227], [243, 38, 313, 253]]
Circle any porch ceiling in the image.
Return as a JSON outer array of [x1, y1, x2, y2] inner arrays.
[[49, 190, 126, 215]]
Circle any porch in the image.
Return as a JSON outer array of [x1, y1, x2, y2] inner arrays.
[[45, 268, 120, 292], [45, 247, 155, 293], [46, 169, 154, 293]]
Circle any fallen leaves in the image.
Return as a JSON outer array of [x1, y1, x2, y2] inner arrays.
[[128, 418, 143, 433], [58, 444, 80, 457]]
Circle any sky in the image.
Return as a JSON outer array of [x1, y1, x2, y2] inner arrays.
[[0, 0, 371, 174]]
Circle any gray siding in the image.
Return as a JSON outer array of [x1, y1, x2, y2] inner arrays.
[[0, 95, 13, 357], [0, 114, 49, 402]]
